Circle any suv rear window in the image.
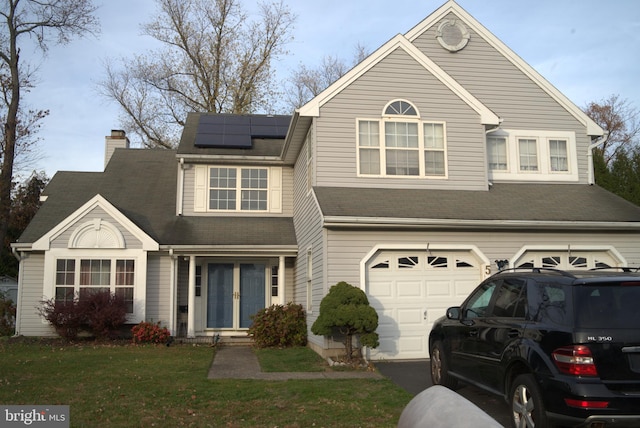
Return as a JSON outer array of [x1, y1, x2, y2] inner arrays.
[[574, 282, 640, 328]]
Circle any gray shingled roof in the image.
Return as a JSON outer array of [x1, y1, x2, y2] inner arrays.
[[177, 112, 289, 157], [18, 148, 297, 247], [314, 184, 640, 223]]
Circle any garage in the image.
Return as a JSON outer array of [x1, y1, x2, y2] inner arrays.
[[365, 249, 484, 360]]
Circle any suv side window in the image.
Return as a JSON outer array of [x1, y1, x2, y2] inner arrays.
[[492, 278, 527, 318], [530, 281, 571, 325], [464, 280, 498, 318]]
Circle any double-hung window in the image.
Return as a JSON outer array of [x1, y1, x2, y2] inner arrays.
[[518, 138, 539, 171], [549, 139, 568, 172], [358, 100, 447, 178], [487, 136, 508, 171], [209, 167, 268, 211]]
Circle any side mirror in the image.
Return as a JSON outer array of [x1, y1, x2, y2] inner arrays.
[[446, 306, 461, 320]]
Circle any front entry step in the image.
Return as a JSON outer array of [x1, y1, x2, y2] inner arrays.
[[220, 335, 253, 346]]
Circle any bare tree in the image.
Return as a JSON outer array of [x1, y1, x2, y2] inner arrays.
[[584, 94, 640, 166], [0, 0, 99, 263], [99, 0, 295, 149], [285, 43, 369, 110]]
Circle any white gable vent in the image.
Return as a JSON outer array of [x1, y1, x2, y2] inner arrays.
[[436, 19, 470, 52], [69, 218, 126, 249]]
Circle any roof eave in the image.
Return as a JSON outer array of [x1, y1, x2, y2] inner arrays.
[[322, 217, 640, 231]]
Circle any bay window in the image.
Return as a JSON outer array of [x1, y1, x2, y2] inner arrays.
[[55, 258, 135, 313]]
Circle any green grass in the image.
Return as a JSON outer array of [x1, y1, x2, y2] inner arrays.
[[254, 346, 328, 372], [0, 339, 412, 427]]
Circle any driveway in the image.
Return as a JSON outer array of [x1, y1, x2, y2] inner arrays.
[[375, 359, 511, 428]]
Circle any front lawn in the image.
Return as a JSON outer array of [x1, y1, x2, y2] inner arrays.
[[0, 339, 412, 427]]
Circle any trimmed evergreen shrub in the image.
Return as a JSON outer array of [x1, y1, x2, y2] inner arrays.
[[311, 281, 379, 361], [249, 303, 307, 348], [0, 291, 16, 336]]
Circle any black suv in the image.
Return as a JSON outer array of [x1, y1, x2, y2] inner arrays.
[[429, 268, 640, 428]]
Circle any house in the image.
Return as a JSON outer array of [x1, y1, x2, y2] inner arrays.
[[12, 0, 640, 360]]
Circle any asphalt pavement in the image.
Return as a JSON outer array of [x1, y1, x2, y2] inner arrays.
[[374, 359, 511, 427]]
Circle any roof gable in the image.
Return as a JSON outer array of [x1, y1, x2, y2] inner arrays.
[[404, 0, 603, 136], [32, 194, 159, 251], [298, 33, 500, 126]]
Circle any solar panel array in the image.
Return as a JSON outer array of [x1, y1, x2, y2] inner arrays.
[[194, 115, 290, 149]]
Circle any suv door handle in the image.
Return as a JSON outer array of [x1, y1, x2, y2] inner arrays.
[[469, 329, 479, 337]]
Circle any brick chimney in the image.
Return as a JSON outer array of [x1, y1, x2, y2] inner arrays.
[[104, 130, 130, 169]]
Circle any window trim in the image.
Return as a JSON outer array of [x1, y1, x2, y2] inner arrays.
[[487, 130, 578, 182], [356, 118, 448, 179], [44, 249, 147, 322]]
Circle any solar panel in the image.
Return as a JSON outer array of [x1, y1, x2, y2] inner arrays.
[[194, 115, 290, 149]]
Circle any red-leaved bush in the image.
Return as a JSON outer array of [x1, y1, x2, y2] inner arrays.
[[131, 321, 171, 344], [38, 290, 128, 340]]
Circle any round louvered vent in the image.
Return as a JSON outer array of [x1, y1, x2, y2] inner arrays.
[[436, 19, 470, 52]]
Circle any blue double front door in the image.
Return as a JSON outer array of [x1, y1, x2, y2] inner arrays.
[[206, 263, 266, 329]]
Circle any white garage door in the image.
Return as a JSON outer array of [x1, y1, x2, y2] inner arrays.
[[366, 250, 483, 360]]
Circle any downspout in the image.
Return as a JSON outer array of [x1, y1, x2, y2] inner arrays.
[[587, 132, 608, 185], [177, 158, 185, 215], [11, 247, 22, 336]]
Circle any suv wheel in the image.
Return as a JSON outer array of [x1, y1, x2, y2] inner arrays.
[[430, 341, 458, 389], [510, 374, 548, 428]]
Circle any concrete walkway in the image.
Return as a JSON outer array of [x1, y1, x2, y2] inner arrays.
[[208, 346, 382, 380]]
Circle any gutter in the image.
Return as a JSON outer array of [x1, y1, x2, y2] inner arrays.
[[587, 132, 609, 185], [322, 216, 640, 231]]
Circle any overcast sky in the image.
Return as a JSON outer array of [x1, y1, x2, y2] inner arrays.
[[19, 0, 640, 179]]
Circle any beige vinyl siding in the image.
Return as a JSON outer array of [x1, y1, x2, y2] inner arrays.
[[50, 206, 142, 249], [181, 165, 295, 216], [411, 13, 591, 183], [324, 229, 640, 289], [16, 253, 56, 336], [316, 48, 488, 191], [145, 254, 172, 326]]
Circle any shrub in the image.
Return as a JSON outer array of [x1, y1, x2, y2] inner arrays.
[[0, 291, 16, 337], [311, 281, 379, 361], [38, 298, 85, 340], [38, 290, 128, 341], [131, 321, 171, 344], [249, 303, 307, 348], [78, 291, 128, 340]]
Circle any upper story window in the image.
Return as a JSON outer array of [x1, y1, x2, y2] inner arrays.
[[194, 165, 282, 214], [209, 167, 268, 211], [358, 100, 447, 178], [486, 130, 577, 182]]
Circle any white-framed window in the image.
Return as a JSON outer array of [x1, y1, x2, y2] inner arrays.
[[209, 166, 268, 211], [549, 139, 569, 172], [487, 136, 508, 171], [518, 138, 539, 172], [357, 100, 447, 178], [486, 130, 578, 182], [55, 258, 135, 313]]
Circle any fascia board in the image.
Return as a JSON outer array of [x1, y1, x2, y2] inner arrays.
[[322, 216, 640, 231], [406, 1, 603, 136], [299, 34, 499, 125], [32, 194, 159, 251]]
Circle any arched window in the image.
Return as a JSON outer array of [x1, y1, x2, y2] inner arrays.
[[357, 99, 447, 177]]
